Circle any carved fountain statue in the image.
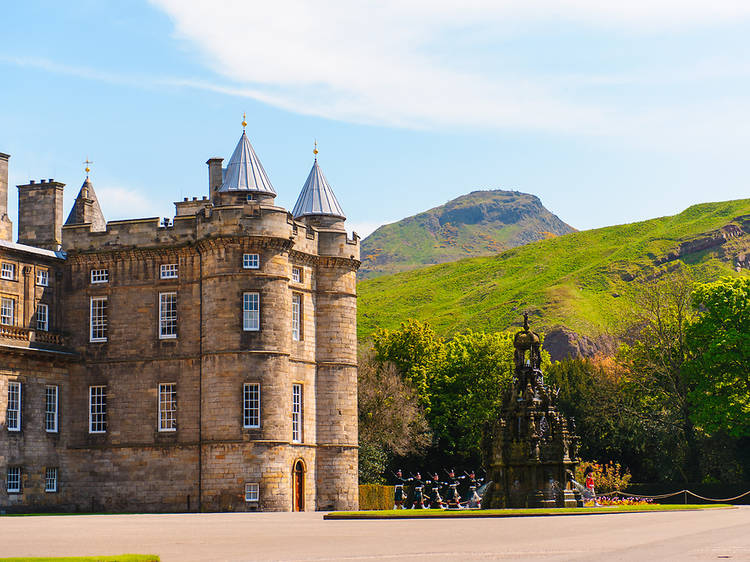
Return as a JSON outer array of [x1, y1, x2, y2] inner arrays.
[[482, 314, 582, 508]]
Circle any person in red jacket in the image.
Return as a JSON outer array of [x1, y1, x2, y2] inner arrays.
[[584, 466, 601, 507]]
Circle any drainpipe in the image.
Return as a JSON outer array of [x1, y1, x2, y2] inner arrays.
[[198, 245, 203, 512]]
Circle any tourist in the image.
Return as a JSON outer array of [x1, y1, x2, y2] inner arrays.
[[585, 467, 601, 507]]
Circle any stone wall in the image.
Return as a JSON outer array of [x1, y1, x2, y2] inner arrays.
[[1, 188, 360, 513]]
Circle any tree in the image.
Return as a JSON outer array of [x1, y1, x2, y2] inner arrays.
[[372, 319, 445, 411], [686, 277, 750, 438], [618, 269, 702, 482], [358, 351, 431, 483], [427, 331, 515, 461]]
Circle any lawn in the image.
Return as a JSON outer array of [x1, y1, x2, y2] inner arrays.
[[324, 504, 732, 519]]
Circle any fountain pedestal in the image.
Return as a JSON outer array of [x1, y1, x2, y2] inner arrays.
[[483, 315, 582, 508]]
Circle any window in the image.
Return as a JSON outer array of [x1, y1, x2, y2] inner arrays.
[[243, 253, 259, 269], [243, 383, 260, 428], [160, 263, 178, 279], [45, 467, 58, 492], [90, 297, 108, 342], [1, 297, 15, 325], [89, 386, 107, 433], [292, 293, 302, 341], [6, 467, 20, 493], [90, 269, 108, 283], [45, 385, 58, 433], [36, 303, 49, 331], [7, 381, 21, 431], [292, 383, 302, 443], [291, 266, 302, 283], [1, 263, 15, 280], [159, 292, 177, 339], [36, 269, 49, 286], [158, 383, 177, 432], [243, 292, 259, 331], [245, 482, 259, 502]]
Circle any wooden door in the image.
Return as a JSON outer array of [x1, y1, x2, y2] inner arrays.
[[293, 460, 305, 511]]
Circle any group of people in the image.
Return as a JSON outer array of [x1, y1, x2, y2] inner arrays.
[[392, 469, 486, 510]]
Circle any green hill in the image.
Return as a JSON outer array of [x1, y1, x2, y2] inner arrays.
[[359, 190, 575, 279], [358, 199, 750, 356]]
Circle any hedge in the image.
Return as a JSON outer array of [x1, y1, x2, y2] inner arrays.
[[359, 485, 395, 510]]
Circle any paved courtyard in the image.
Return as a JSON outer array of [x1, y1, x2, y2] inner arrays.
[[1, 507, 749, 561]]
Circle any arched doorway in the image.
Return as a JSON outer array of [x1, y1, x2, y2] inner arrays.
[[293, 459, 305, 511]]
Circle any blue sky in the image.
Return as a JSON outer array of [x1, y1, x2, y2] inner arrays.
[[1, 1, 749, 238]]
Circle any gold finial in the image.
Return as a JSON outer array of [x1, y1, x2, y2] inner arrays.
[[313, 139, 318, 158], [242, 113, 247, 129], [84, 158, 93, 178]]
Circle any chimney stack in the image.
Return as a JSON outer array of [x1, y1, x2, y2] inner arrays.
[[206, 158, 223, 200], [0, 153, 13, 242], [17, 178, 65, 250]]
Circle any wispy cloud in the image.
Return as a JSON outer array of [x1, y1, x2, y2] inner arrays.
[[144, 0, 750, 147]]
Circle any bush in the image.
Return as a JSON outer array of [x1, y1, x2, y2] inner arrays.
[[576, 461, 632, 492]]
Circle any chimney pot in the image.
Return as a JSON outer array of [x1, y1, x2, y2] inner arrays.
[[30, 180, 35, 184], [183, 197, 188, 201], [192, 196, 197, 201], [41, 179, 46, 183], [48, 178, 53, 182]]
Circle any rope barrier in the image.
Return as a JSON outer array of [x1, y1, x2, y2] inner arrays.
[[603, 489, 750, 502]]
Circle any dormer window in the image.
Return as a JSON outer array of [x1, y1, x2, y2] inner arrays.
[[243, 254, 259, 269], [91, 269, 108, 284], [160, 264, 178, 279]]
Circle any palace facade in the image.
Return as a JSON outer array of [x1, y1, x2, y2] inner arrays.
[[0, 127, 360, 512]]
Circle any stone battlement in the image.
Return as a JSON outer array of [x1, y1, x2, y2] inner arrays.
[[62, 201, 359, 260]]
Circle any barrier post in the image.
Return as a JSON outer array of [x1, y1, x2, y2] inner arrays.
[[684, 491, 687, 505]]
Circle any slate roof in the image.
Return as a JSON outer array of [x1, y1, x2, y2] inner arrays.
[[292, 158, 346, 220], [218, 131, 276, 195], [64, 178, 106, 232]]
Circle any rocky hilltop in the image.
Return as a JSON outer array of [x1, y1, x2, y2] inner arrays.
[[360, 190, 575, 279]]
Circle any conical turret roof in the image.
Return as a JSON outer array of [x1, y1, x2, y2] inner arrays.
[[218, 131, 276, 195], [292, 158, 346, 220], [65, 177, 106, 232]]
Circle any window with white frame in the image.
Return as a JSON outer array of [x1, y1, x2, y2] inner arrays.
[[244, 482, 259, 502], [291, 266, 302, 283], [1, 262, 15, 280], [7, 381, 21, 431], [292, 383, 302, 443], [88, 385, 107, 433], [242, 253, 259, 269], [159, 292, 177, 339], [1, 297, 15, 325], [243, 383, 260, 428], [45, 467, 58, 492], [243, 292, 260, 331], [36, 269, 49, 286], [45, 385, 58, 433], [292, 293, 302, 341], [158, 383, 177, 431], [160, 263, 178, 279], [90, 269, 108, 283], [6, 466, 20, 493], [36, 303, 49, 331], [90, 296, 107, 342]]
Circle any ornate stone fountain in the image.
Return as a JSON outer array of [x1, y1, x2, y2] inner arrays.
[[483, 314, 581, 508]]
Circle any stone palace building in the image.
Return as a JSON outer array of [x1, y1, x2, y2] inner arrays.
[[0, 124, 360, 512]]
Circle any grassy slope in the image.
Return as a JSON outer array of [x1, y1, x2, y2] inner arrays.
[[358, 199, 750, 341], [360, 190, 574, 279]]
